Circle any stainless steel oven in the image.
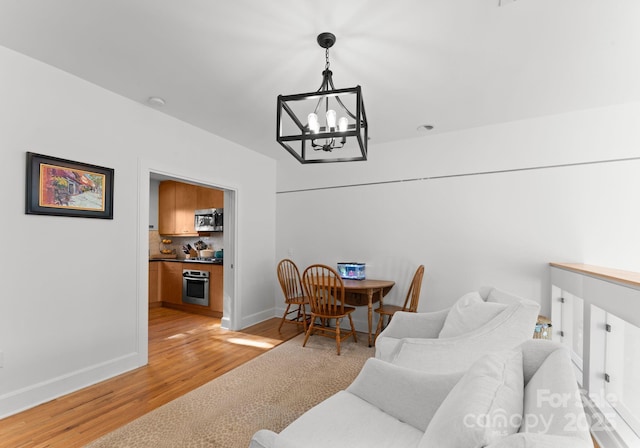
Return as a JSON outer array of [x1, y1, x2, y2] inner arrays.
[[182, 269, 210, 306]]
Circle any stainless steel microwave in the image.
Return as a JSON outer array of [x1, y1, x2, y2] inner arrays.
[[194, 208, 223, 232]]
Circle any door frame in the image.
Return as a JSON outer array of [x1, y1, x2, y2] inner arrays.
[[137, 159, 239, 365]]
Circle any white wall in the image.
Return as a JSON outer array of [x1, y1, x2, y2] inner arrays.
[[0, 45, 276, 417], [276, 102, 640, 331]]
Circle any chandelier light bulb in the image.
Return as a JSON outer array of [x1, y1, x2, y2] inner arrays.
[[326, 109, 337, 129], [308, 113, 319, 133], [338, 117, 348, 132]]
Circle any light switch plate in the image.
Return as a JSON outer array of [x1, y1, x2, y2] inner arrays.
[[0, 351, 3, 368]]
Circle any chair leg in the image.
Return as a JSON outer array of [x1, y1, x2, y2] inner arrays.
[[348, 314, 357, 343], [280, 303, 309, 333], [302, 318, 315, 348], [374, 312, 384, 342], [300, 305, 308, 332], [294, 304, 306, 332], [278, 304, 292, 332], [335, 318, 341, 355]]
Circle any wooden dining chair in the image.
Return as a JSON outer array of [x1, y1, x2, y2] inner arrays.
[[277, 259, 309, 332], [374, 265, 425, 341], [302, 264, 357, 355]]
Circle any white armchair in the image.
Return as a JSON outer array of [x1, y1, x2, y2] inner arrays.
[[375, 287, 540, 373]]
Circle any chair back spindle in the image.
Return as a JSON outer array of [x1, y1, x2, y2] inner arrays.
[[374, 264, 425, 342], [278, 259, 305, 304], [303, 264, 345, 315], [402, 265, 425, 312], [301, 264, 356, 355], [276, 259, 309, 332]]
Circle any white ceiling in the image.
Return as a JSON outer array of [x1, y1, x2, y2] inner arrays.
[[1, 0, 639, 161]]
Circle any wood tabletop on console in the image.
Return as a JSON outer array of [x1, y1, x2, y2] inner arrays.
[[550, 262, 640, 288]]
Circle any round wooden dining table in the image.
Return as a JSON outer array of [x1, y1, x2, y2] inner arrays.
[[342, 279, 395, 346]]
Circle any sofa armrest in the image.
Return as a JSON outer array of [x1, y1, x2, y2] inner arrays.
[[378, 309, 450, 340], [249, 430, 278, 448], [249, 429, 302, 448], [375, 309, 450, 360], [388, 303, 539, 373], [346, 358, 462, 432]]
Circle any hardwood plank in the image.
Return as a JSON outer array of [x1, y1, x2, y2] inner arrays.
[[0, 307, 302, 448]]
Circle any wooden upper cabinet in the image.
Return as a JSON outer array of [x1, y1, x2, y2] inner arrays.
[[158, 180, 197, 236], [175, 182, 197, 234], [158, 181, 176, 235], [196, 186, 223, 209], [159, 180, 223, 236]]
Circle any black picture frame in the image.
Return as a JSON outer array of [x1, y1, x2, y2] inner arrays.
[[25, 152, 114, 219]]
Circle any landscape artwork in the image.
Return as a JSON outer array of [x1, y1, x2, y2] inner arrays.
[[26, 152, 114, 219], [39, 163, 106, 211]]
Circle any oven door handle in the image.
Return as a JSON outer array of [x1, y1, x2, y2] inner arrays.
[[183, 276, 209, 282]]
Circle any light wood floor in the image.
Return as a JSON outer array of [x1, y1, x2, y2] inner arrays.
[[0, 307, 302, 448]]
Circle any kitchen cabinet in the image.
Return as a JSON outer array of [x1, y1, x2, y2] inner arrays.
[[149, 262, 160, 306], [159, 261, 183, 304], [174, 182, 198, 234], [158, 181, 198, 236], [196, 186, 223, 209], [209, 264, 223, 313], [158, 180, 224, 235], [158, 180, 176, 235]]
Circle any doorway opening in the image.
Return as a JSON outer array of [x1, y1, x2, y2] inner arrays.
[[146, 170, 237, 330]]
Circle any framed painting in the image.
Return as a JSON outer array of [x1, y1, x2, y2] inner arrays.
[[25, 152, 114, 219]]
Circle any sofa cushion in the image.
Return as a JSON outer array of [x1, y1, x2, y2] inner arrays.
[[486, 288, 526, 306], [279, 390, 424, 448], [347, 358, 463, 432], [439, 291, 508, 338], [420, 348, 524, 448], [520, 349, 592, 441]]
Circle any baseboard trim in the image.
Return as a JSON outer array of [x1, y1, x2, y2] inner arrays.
[[241, 308, 277, 329], [0, 352, 144, 419]]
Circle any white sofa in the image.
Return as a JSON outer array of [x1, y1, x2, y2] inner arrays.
[[249, 340, 594, 448], [375, 287, 541, 373]]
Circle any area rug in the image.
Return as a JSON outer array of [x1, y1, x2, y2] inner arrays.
[[85, 333, 373, 448]]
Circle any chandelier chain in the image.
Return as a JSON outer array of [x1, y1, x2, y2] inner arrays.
[[325, 47, 330, 71]]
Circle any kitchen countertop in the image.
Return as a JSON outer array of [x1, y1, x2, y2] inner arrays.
[[149, 258, 223, 265]]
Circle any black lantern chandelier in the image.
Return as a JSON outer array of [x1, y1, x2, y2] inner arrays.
[[277, 32, 368, 164]]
